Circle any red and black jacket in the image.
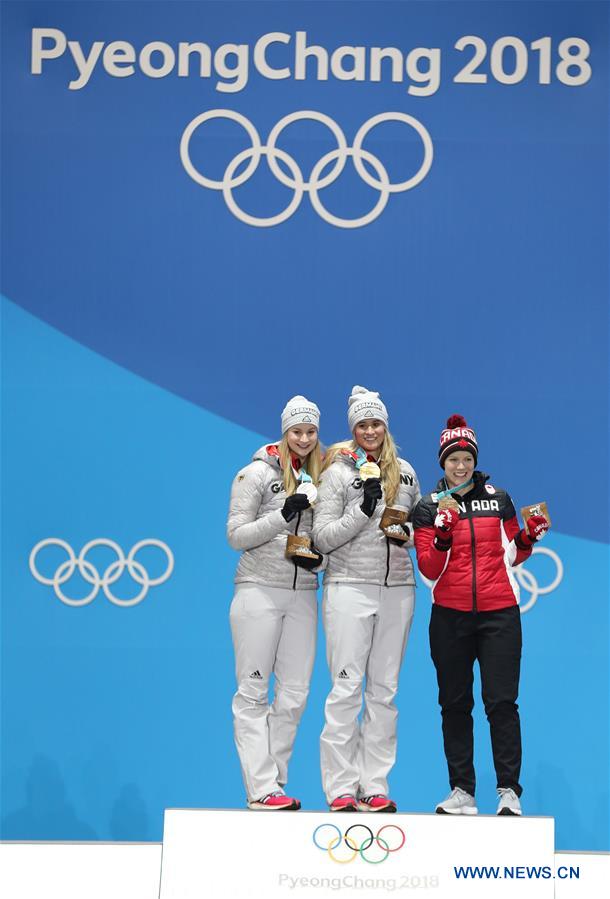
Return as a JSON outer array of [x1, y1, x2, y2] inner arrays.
[[411, 472, 533, 612]]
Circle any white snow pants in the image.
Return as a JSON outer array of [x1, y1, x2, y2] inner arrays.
[[320, 582, 415, 803], [230, 583, 317, 802]]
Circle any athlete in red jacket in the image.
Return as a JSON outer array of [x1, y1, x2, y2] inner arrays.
[[411, 415, 549, 816]]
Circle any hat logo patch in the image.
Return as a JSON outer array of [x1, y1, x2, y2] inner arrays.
[[440, 427, 476, 445]]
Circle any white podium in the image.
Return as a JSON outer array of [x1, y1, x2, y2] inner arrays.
[[159, 808, 555, 898]]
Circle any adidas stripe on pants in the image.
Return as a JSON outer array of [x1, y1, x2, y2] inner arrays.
[[230, 582, 317, 802], [320, 582, 415, 802]]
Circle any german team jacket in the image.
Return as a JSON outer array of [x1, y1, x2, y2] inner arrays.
[[411, 471, 533, 612], [227, 444, 322, 590]]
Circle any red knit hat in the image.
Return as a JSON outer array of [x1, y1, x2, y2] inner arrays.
[[438, 415, 478, 467]]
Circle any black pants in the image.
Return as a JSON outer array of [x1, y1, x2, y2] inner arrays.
[[429, 604, 523, 797]]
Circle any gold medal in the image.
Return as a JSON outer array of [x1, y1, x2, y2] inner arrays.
[[359, 462, 381, 480]]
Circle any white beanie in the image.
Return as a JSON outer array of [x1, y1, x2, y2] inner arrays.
[[347, 385, 389, 432], [281, 395, 321, 434]]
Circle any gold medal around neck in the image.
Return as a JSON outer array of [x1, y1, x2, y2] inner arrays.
[[296, 482, 318, 504], [359, 462, 381, 481], [438, 496, 460, 513]]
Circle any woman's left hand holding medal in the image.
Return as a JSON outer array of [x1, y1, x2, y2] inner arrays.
[[296, 482, 318, 505], [281, 492, 311, 522]]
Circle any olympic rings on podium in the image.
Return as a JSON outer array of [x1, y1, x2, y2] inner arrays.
[[312, 823, 406, 864]]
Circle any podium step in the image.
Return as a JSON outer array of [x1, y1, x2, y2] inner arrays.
[[160, 807, 555, 898]]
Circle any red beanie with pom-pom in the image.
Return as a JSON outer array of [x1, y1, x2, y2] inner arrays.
[[438, 414, 478, 467]]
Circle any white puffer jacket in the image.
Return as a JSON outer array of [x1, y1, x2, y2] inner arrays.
[[227, 444, 320, 590], [312, 450, 420, 586]]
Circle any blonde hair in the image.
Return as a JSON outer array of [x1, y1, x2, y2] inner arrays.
[[278, 435, 323, 495], [323, 431, 401, 506]]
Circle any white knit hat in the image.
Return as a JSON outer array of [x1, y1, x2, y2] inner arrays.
[[347, 385, 389, 432], [281, 395, 320, 434]]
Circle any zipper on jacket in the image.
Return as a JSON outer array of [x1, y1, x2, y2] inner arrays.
[[384, 538, 390, 586], [467, 508, 477, 613], [292, 511, 302, 591]]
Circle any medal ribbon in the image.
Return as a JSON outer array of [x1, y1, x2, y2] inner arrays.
[[353, 447, 371, 471], [291, 464, 312, 538], [293, 466, 312, 484], [436, 478, 474, 500]]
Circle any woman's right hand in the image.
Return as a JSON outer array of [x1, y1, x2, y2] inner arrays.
[[281, 493, 311, 522], [434, 507, 459, 538], [360, 478, 382, 517]]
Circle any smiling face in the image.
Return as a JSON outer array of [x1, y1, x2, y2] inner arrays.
[[285, 425, 319, 461], [443, 451, 475, 489], [354, 419, 386, 456]]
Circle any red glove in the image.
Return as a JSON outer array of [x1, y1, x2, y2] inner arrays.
[[434, 508, 459, 541], [525, 514, 549, 543]]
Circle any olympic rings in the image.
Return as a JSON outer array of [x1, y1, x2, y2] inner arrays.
[[180, 109, 433, 229], [344, 824, 375, 853], [515, 546, 564, 614], [312, 823, 406, 864], [29, 538, 174, 607]]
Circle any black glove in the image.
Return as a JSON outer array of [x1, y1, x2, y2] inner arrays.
[[281, 492, 311, 522], [388, 524, 411, 546], [360, 478, 382, 518], [293, 549, 323, 570]]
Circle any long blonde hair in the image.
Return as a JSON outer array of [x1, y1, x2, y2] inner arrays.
[[277, 436, 323, 496], [323, 431, 401, 506]]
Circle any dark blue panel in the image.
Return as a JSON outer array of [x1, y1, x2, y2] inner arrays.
[[2, 1, 608, 541]]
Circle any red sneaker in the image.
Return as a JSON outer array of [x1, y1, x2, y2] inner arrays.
[[248, 791, 301, 811], [357, 795, 397, 813], [329, 795, 358, 812]]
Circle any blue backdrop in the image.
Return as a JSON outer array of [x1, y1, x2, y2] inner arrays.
[[1, 0, 608, 851]]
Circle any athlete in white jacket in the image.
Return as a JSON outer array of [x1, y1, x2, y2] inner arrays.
[[227, 395, 323, 811], [313, 386, 420, 813]]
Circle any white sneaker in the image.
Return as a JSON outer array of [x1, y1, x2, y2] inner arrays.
[[496, 788, 522, 816], [435, 787, 478, 815]]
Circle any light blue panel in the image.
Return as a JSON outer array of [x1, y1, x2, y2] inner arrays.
[[1, 295, 255, 838], [1, 297, 608, 848]]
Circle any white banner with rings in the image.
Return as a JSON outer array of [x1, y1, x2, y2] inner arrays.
[[159, 808, 555, 899]]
